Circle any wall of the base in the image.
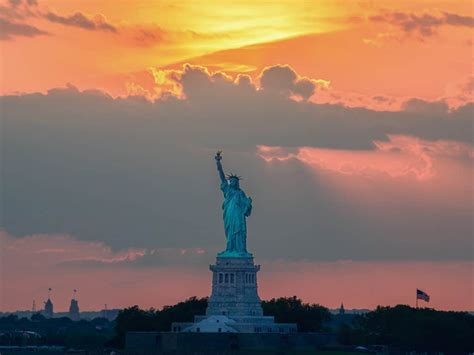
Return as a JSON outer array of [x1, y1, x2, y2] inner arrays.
[[125, 331, 335, 353]]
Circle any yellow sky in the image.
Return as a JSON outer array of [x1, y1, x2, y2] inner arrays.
[[1, 0, 472, 101], [37, 0, 347, 65]]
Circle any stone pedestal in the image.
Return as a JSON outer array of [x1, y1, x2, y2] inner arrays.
[[206, 256, 263, 317], [171, 255, 297, 333]]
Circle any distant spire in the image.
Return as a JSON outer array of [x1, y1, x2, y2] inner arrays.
[[69, 291, 80, 321], [102, 304, 108, 319], [339, 302, 345, 315], [32, 300, 36, 313], [44, 295, 54, 318]]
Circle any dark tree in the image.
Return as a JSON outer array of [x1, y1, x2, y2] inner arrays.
[[262, 296, 332, 332], [31, 313, 46, 322], [109, 297, 208, 348], [0, 314, 114, 349], [337, 305, 474, 352]]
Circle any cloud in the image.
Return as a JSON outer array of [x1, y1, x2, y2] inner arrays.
[[45, 11, 117, 32], [0, 0, 40, 21], [0, 0, 119, 38], [258, 135, 473, 181], [346, 76, 473, 111], [259, 65, 298, 94], [127, 25, 166, 46], [369, 10, 474, 38], [259, 64, 324, 100], [0, 0, 178, 47], [148, 65, 471, 112], [1, 64, 472, 264], [1, 232, 145, 267], [443, 12, 474, 27], [401, 98, 449, 114], [443, 75, 474, 108], [0, 17, 48, 39], [0, 230, 209, 270], [8, 0, 37, 6], [142, 63, 258, 101]]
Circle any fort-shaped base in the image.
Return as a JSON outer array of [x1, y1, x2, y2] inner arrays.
[[171, 254, 297, 333], [206, 256, 263, 317]]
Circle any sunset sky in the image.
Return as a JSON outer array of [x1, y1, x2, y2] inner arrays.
[[1, 0, 473, 312]]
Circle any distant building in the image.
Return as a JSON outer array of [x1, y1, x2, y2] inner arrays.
[[339, 303, 345, 315], [69, 299, 80, 321], [43, 298, 54, 318]]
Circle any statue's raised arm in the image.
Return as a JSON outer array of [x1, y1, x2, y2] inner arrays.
[[215, 151, 226, 184]]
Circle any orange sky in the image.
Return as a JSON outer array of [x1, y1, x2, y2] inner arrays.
[[1, 232, 472, 312], [1, 0, 472, 102]]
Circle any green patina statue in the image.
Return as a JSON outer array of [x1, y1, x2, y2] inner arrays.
[[215, 151, 253, 257]]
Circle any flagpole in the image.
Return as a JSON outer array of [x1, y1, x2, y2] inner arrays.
[[415, 289, 418, 308]]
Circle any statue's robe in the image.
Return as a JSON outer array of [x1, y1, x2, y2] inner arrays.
[[221, 182, 252, 253]]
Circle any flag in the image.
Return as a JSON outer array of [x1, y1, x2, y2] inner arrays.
[[416, 289, 430, 302]]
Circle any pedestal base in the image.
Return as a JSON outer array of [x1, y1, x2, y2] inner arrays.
[[206, 256, 263, 317], [171, 255, 297, 333]]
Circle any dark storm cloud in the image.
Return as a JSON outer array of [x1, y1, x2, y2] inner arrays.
[[1, 66, 472, 262]]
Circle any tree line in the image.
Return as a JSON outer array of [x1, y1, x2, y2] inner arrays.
[[1, 297, 472, 352], [337, 304, 474, 352], [0, 313, 113, 349]]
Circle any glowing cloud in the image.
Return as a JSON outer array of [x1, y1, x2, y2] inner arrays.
[[257, 135, 474, 181]]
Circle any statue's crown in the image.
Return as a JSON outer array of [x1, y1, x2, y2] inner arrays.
[[226, 173, 242, 180]]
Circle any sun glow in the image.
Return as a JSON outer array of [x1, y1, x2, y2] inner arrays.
[[138, 1, 341, 58]]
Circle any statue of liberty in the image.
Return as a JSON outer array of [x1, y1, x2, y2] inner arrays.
[[215, 151, 253, 257]]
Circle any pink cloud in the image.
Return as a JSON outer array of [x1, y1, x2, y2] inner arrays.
[[1, 232, 146, 267], [257, 135, 473, 181]]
